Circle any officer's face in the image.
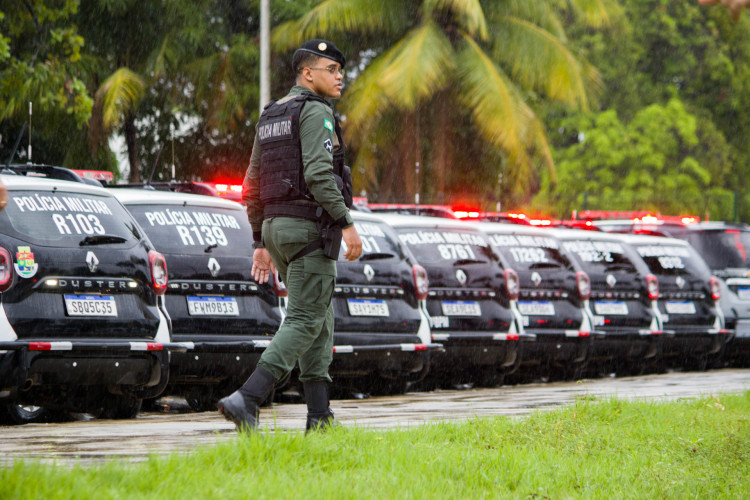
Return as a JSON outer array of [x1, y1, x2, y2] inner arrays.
[[304, 57, 344, 99]]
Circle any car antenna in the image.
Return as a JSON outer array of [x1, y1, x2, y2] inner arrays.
[[146, 143, 166, 186], [27, 102, 32, 164]]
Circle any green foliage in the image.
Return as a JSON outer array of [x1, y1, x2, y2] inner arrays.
[[273, 0, 607, 202], [1, 392, 748, 498], [544, 0, 750, 221], [0, 1, 92, 129], [534, 99, 736, 219]]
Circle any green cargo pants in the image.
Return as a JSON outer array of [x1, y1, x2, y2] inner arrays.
[[256, 217, 336, 383]]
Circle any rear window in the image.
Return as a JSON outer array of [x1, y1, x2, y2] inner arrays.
[[562, 239, 639, 274], [487, 233, 572, 271], [633, 244, 711, 279], [2, 189, 142, 246], [688, 230, 750, 270], [340, 221, 403, 261], [396, 228, 494, 265], [126, 204, 251, 256]]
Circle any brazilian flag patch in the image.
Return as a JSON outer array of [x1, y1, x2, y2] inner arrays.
[[324, 118, 333, 133]]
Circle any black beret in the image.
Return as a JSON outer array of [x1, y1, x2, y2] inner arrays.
[[295, 39, 346, 69]]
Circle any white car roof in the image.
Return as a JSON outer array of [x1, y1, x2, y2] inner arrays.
[[466, 220, 559, 237], [110, 187, 244, 210], [614, 232, 691, 247], [0, 172, 113, 196], [373, 213, 481, 232], [540, 227, 635, 242], [351, 210, 391, 224]]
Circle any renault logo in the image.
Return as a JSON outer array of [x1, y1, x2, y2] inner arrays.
[[363, 264, 375, 282], [607, 274, 617, 288], [208, 257, 221, 278], [675, 276, 685, 289], [531, 272, 542, 286], [456, 269, 467, 285], [85, 251, 99, 273]]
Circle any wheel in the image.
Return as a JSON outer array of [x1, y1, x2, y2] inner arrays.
[[475, 369, 505, 388], [0, 404, 48, 425], [185, 389, 219, 412], [99, 395, 142, 420]]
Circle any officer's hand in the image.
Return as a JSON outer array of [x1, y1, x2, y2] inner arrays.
[[252, 248, 275, 284], [342, 225, 362, 262]]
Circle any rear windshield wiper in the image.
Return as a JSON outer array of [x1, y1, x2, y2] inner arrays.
[[79, 234, 129, 246], [453, 259, 487, 266], [359, 252, 397, 261], [528, 261, 563, 270]]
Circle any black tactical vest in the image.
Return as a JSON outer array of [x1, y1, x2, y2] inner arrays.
[[258, 93, 351, 222]]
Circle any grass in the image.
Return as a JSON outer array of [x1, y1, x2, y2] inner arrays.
[[2, 392, 749, 499]]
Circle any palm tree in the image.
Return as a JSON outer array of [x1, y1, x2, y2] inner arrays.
[[272, 0, 611, 203]]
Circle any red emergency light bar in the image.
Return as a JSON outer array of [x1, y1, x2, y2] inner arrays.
[[573, 210, 700, 224]]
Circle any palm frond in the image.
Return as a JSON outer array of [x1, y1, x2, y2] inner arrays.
[[272, 0, 408, 51], [94, 67, 145, 131], [423, 0, 488, 39], [484, 1, 567, 40], [456, 34, 552, 191], [491, 15, 602, 111], [340, 55, 393, 146], [376, 22, 456, 109], [563, 0, 613, 28]]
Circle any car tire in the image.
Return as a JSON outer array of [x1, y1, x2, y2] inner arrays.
[[99, 395, 142, 420], [0, 404, 48, 425], [185, 390, 219, 413]]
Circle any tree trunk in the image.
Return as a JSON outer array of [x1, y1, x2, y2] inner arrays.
[[125, 113, 140, 183], [433, 97, 448, 203], [395, 113, 417, 202]]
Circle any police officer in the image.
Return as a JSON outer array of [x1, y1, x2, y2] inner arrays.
[[219, 39, 362, 432]]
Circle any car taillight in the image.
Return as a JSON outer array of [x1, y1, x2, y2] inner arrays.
[[645, 273, 659, 300], [710, 276, 721, 301], [0, 247, 12, 292], [576, 271, 591, 300], [270, 270, 287, 297], [504, 269, 520, 300], [412, 264, 428, 300], [148, 250, 168, 295]]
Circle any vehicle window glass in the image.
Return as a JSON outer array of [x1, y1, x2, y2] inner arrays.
[[126, 204, 251, 256], [396, 228, 493, 265], [2, 189, 142, 246], [487, 233, 572, 270], [561, 239, 637, 274], [634, 244, 709, 278], [689, 230, 750, 270], [340, 221, 402, 260]]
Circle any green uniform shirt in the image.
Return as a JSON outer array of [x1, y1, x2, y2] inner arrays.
[[242, 85, 353, 236]]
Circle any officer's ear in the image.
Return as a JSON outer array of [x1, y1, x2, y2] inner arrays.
[[298, 67, 315, 84]]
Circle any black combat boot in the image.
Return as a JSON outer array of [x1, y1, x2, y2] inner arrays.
[[303, 380, 338, 433], [218, 366, 276, 432]]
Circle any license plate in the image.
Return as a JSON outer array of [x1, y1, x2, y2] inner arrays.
[[347, 299, 389, 317], [64, 294, 117, 317], [441, 300, 481, 316], [187, 296, 239, 316], [738, 287, 750, 300], [518, 301, 555, 316], [594, 301, 629, 315], [665, 301, 696, 314]]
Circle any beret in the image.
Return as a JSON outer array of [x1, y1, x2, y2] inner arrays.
[[295, 39, 346, 69]]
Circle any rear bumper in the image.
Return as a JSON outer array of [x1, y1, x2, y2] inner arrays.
[[519, 329, 594, 366], [0, 344, 171, 403], [427, 331, 532, 373], [660, 327, 731, 359], [330, 332, 441, 381]]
